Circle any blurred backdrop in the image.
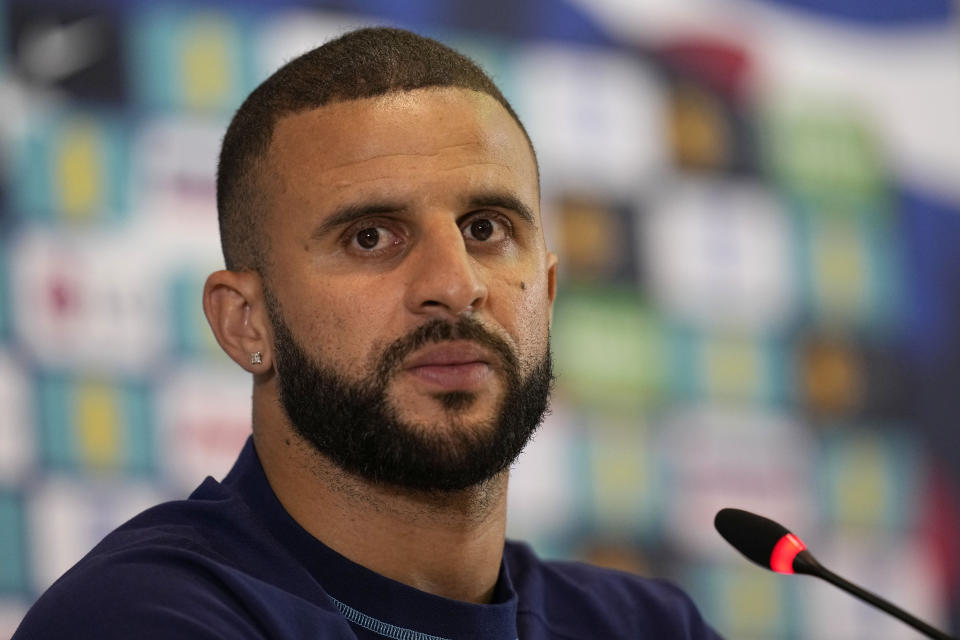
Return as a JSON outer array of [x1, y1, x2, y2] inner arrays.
[[0, 0, 958, 638]]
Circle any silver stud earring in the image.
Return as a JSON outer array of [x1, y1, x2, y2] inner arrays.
[[250, 351, 262, 365]]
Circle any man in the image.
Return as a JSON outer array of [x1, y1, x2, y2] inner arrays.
[[15, 27, 721, 639]]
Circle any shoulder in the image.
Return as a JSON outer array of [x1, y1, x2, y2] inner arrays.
[[14, 486, 335, 640], [12, 486, 292, 640], [14, 525, 263, 639], [15, 473, 352, 640], [504, 541, 723, 639]]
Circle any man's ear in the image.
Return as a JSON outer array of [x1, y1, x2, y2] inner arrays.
[[545, 250, 558, 324], [203, 269, 273, 373]]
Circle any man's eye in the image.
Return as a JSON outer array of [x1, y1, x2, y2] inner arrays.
[[352, 226, 396, 251], [463, 217, 507, 242]]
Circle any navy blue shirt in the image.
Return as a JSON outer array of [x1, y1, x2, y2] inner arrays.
[[15, 439, 722, 639]]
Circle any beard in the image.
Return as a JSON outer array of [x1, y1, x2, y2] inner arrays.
[[266, 298, 554, 492]]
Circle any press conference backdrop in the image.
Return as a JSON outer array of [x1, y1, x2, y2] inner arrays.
[[1, 0, 958, 637]]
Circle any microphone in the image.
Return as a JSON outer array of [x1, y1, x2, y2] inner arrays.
[[714, 508, 957, 640]]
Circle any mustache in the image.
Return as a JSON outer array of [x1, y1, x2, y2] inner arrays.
[[375, 317, 520, 387]]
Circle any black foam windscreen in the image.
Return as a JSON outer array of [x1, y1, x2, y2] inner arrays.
[[714, 508, 791, 568]]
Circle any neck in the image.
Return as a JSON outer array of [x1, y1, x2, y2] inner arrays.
[[252, 414, 509, 604]]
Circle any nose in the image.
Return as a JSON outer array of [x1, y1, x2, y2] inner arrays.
[[403, 219, 488, 318]]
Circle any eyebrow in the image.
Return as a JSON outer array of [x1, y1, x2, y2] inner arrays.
[[312, 190, 536, 239], [466, 192, 536, 227], [312, 202, 408, 238]]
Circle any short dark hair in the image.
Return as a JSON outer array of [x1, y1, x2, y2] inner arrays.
[[216, 26, 535, 272]]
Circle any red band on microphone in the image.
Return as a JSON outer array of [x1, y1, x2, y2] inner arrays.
[[770, 533, 806, 574]]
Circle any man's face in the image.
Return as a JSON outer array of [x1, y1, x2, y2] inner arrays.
[[261, 87, 557, 490]]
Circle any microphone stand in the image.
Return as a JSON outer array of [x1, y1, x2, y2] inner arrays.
[[793, 550, 955, 640]]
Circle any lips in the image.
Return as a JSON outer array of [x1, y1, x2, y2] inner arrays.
[[402, 341, 495, 389]]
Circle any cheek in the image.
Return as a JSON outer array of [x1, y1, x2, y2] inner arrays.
[[500, 272, 553, 360], [289, 284, 395, 375]]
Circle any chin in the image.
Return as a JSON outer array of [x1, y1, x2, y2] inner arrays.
[[394, 395, 501, 430], [390, 375, 504, 415]]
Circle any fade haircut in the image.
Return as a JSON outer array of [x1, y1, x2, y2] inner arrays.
[[216, 26, 535, 272]]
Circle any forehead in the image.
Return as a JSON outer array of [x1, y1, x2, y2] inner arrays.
[[264, 87, 538, 213]]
